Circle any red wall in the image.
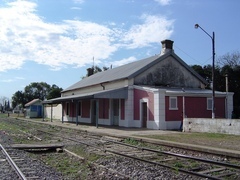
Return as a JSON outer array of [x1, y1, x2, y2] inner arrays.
[[81, 100, 90, 118], [99, 99, 109, 119], [165, 96, 226, 121], [134, 89, 154, 121], [165, 96, 183, 121]]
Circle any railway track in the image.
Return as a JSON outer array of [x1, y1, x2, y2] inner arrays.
[[0, 144, 28, 180], [38, 129, 240, 179], [1, 118, 240, 179]]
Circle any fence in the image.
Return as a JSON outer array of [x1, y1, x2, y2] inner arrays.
[[183, 118, 240, 135]]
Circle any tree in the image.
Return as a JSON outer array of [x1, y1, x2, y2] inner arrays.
[[47, 84, 63, 99], [12, 91, 25, 109], [217, 51, 240, 118], [11, 82, 63, 109], [192, 51, 240, 118], [217, 51, 240, 68], [0, 96, 8, 112], [83, 65, 110, 79]]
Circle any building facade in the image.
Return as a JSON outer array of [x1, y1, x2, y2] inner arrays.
[[44, 40, 233, 130]]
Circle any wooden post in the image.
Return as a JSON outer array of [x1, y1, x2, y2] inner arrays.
[[61, 102, 64, 123], [96, 100, 99, 128], [51, 104, 53, 122], [42, 104, 45, 121]]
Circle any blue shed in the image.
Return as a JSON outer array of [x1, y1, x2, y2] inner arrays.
[[25, 99, 42, 118]]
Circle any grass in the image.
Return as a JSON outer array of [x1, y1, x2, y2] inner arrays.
[[38, 146, 103, 179], [0, 113, 8, 118], [136, 132, 240, 149]]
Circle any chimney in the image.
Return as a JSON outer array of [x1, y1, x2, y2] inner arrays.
[[87, 67, 94, 77], [161, 39, 174, 55]]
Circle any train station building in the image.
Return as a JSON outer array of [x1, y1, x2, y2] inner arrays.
[[43, 40, 233, 130]]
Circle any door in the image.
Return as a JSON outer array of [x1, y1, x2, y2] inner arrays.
[[112, 99, 119, 126], [142, 102, 147, 128]]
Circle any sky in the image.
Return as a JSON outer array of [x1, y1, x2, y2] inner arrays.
[[0, 0, 240, 101]]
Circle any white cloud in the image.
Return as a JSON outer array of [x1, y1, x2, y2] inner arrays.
[[15, 77, 25, 80], [0, 1, 174, 72], [73, 0, 85, 4], [110, 56, 137, 67], [0, 76, 25, 83], [154, 0, 172, 6], [122, 14, 174, 49], [71, 7, 82, 10], [0, 79, 14, 83]]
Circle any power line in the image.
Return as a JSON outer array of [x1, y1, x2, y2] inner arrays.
[[174, 45, 214, 66]]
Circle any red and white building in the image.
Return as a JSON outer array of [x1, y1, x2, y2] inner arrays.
[[44, 40, 233, 130]]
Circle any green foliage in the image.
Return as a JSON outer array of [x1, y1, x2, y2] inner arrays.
[[11, 82, 62, 108], [82, 65, 110, 79], [124, 137, 139, 146], [191, 51, 240, 118]]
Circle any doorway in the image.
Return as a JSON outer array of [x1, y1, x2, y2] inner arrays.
[[141, 102, 147, 128]]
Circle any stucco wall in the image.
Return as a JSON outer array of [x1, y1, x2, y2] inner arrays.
[[134, 56, 203, 88], [44, 104, 62, 119], [183, 118, 240, 135]]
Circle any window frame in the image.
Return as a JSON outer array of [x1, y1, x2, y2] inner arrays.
[[169, 97, 178, 110], [207, 98, 212, 110]]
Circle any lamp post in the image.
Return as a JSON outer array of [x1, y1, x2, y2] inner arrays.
[[195, 24, 215, 119]]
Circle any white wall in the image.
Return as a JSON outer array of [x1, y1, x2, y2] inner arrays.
[[44, 104, 62, 119], [183, 118, 240, 135]]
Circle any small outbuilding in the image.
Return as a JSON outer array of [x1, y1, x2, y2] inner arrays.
[[25, 99, 42, 118]]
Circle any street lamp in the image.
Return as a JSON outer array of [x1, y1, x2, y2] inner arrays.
[[195, 23, 215, 119]]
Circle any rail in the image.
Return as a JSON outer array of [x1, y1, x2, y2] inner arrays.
[[0, 144, 27, 180]]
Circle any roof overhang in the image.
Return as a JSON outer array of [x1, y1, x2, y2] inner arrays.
[[43, 87, 128, 104]]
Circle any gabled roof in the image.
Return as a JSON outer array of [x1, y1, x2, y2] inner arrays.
[[63, 51, 207, 92], [25, 99, 42, 107]]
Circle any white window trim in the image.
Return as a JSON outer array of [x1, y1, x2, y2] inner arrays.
[[140, 98, 149, 122], [207, 98, 212, 110], [169, 97, 178, 110]]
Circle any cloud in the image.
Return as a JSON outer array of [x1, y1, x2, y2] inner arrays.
[[154, 0, 172, 6], [73, 0, 85, 4], [0, 1, 174, 71], [110, 56, 137, 67], [0, 76, 25, 83], [0, 79, 14, 83], [71, 7, 82, 10], [122, 14, 174, 49]]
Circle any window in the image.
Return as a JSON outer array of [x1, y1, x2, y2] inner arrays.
[[169, 97, 178, 110], [78, 101, 82, 116], [207, 98, 212, 110]]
